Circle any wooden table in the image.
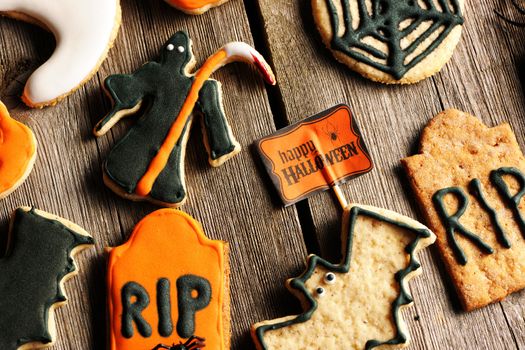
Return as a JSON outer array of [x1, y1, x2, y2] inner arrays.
[[1, 0, 524, 349]]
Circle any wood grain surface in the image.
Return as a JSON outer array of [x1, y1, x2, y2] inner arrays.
[[0, 0, 524, 349]]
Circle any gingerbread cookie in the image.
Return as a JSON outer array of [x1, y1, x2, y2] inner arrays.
[[0, 207, 93, 350], [312, 0, 464, 84], [107, 209, 230, 350], [0, 101, 36, 199], [0, 0, 121, 108], [402, 109, 525, 310], [163, 0, 229, 15], [94, 31, 275, 208], [252, 204, 435, 349]]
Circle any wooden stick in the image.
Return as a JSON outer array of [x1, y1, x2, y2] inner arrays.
[[332, 184, 348, 210]]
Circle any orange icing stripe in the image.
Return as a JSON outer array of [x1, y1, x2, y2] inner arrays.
[[107, 209, 227, 350], [0, 101, 36, 195], [135, 49, 227, 197]]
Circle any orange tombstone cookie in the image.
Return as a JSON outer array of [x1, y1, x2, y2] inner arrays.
[[107, 209, 230, 350], [0, 101, 37, 199]]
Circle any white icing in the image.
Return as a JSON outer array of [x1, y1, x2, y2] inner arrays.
[[223, 42, 257, 62], [166, 44, 175, 51], [0, 0, 119, 105], [177, 46, 185, 53]]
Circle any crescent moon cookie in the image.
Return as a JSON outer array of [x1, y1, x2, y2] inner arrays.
[[0, 207, 94, 350], [252, 204, 435, 350], [107, 209, 230, 350], [0, 0, 121, 108], [312, 0, 465, 84], [163, 0, 230, 15], [0, 101, 37, 199], [94, 31, 276, 208]]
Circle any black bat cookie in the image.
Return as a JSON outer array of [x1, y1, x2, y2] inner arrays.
[[0, 207, 93, 350]]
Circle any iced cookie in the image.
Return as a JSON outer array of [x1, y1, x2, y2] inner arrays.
[[252, 204, 435, 349], [0, 0, 121, 108], [312, 0, 464, 84], [94, 31, 275, 208], [0, 101, 36, 199], [163, 0, 229, 15], [0, 207, 94, 350], [402, 109, 525, 310], [107, 209, 230, 350]]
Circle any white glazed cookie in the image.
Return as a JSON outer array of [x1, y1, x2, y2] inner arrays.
[[0, 0, 121, 108], [252, 204, 436, 350], [312, 0, 465, 84]]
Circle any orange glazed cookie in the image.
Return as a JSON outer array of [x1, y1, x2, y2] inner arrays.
[[163, 0, 229, 14], [107, 209, 230, 349], [402, 109, 525, 310], [0, 101, 36, 199]]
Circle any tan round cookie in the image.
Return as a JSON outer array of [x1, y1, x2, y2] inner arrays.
[[312, 0, 465, 84]]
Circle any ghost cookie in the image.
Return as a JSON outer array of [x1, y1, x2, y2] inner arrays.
[[312, 0, 464, 84], [0, 0, 121, 108], [107, 209, 230, 350], [0, 101, 36, 199], [0, 207, 94, 350], [94, 31, 275, 208], [402, 109, 525, 310], [252, 204, 435, 349], [163, 0, 230, 15]]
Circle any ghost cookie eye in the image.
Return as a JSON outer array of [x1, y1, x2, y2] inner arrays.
[[323, 272, 336, 284], [315, 287, 326, 297]]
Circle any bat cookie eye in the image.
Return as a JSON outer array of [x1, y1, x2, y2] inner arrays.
[[324, 272, 336, 284], [315, 287, 325, 297], [166, 44, 175, 51], [177, 46, 185, 53]]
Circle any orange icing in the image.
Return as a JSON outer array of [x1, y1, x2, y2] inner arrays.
[[166, 0, 221, 10], [0, 101, 36, 195], [135, 49, 227, 197], [107, 209, 227, 350]]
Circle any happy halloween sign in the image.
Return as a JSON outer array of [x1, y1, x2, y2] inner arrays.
[[257, 104, 373, 205]]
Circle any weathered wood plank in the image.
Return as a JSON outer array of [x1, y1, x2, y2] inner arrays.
[[0, 0, 308, 348], [254, 0, 523, 348]]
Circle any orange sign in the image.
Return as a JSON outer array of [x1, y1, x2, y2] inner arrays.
[[257, 104, 373, 205]]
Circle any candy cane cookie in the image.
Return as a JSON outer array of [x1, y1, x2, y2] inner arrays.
[[0, 0, 121, 108]]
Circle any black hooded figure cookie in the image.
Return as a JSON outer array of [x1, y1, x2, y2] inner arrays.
[[94, 31, 275, 207]]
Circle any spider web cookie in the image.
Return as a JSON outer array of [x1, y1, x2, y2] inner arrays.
[[312, 0, 465, 83]]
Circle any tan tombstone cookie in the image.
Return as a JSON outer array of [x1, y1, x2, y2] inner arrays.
[[252, 204, 435, 350], [312, 0, 465, 84], [402, 109, 525, 311]]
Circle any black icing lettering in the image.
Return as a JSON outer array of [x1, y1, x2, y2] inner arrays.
[[490, 167, 525, 238], [176, 274, 212, 339], [157, 278, 173, 337], [121, 282, 152, 338], [433, 187, 494, 265]]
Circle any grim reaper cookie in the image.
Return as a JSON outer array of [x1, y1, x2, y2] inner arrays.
[[252, 204, 435, 349], [0, 207, 93, 350], [0, 0, 121, 107], [402, 109, 525, 310], [94, 31, 275, 208], [312, 0, 465, 84]]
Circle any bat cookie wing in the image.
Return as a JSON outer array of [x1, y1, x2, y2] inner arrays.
[[252, 204, 435, 350], [0, 207, 94, 350]]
